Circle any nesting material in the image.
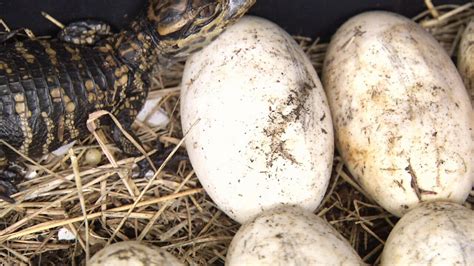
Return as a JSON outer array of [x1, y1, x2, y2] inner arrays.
[[0, 3, 472, 265], [458, 19, 474, 104]]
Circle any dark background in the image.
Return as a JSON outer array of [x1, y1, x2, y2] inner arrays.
[[0, 0, 470, 41]]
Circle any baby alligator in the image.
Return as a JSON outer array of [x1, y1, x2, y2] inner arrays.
[[0, 0, 255, 202]]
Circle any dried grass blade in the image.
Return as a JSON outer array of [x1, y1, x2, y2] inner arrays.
[[69, 148, 90, 261], [0, 188, 202, 241], [138, 170, 195, 240]]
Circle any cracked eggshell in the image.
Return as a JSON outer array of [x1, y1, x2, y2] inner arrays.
[[322, 11, 473, 217], [226, 206, 364, 265], [181, 16, 334, 223], [88, 241, 183, 266], [381, 201, 474, 265]]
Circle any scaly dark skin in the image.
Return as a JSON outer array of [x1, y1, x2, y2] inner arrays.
[[0, 0, 255, 202]]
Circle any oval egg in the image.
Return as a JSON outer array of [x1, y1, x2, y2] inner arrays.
[[88, 241, 183, 266], [181, 16, 334, 223], [381, 201, 474, 265], [226, 206, 364, 265], [322, 11, 473, 216]]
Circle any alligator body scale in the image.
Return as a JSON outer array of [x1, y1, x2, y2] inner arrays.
[[0, 36, 147, 161]]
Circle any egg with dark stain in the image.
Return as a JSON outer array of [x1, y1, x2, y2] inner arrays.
[[226, 206, 363, 265], [381, 201, 474, 265], [181, 16, 334, 223], [88, 241, 183, 266], [323, 11, 473, 217]]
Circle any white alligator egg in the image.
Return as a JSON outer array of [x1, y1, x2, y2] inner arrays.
[[457, 19, 474, 183], [323, 11, 473, 216], [381, 201, 474, 265], [226, 206, 364, 265], [88, 241, 183, 266], [181, 16, 334, 223]]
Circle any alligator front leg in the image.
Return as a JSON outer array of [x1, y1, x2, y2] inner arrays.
[[58, 20, 111, 45], [111, 108, 161, 173], [0, 149, 19, 203], [111, 112, 144, 158]]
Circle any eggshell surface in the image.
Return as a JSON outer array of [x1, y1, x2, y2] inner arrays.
[[226, 206, 364, 265], [458, 19, 474, 183], [181, 16, 334, 223], [88, 241, 183, 266], [381, 201, 474, 265], [322, 11, 473, 216]]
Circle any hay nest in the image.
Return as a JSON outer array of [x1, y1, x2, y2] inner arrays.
[[0, 2, 473, 265]]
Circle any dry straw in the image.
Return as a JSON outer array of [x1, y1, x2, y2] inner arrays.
[[0, 2, 473, 265]]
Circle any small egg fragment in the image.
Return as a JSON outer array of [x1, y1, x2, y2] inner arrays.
[[88, 241, 183, 266], [181, 16, 334, 223], [85, 148, 102, 166], [381, 201, 474, 265], [322, 11, 473, 217], [136, 97, 170, 128], [226, 206, 364, 265]]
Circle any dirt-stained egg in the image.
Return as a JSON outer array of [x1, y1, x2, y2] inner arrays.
[[322, 11, 473, 217], [381, 201, 474, 265], [88, 241, 183, 266], [226, 206, 364, 265], [180, 16, 334, 223]]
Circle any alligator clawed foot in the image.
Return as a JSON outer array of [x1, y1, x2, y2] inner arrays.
[[0, 164, 26, 203], [0, 179, 18, 203], [58, 20, 111, 45], [136, 143, 189, 177]]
